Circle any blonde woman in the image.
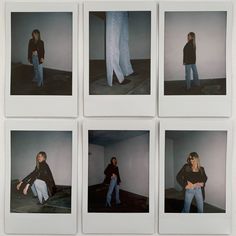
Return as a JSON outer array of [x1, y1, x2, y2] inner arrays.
[[183, 32, 200, 90], [176, 152, 207, 213], [16, 151, 56, 205]]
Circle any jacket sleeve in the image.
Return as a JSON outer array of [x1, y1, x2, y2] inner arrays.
[[41, 41, 45, 59], [176, 165, 187, 188], [201, 167, 208, 185], [117, 167, 121, 183], [22, 167, 37, 185], [104, 164, 110, 176], [28, 39, 32, 62]]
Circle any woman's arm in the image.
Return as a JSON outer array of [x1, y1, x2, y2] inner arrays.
[[201, 167, 208, 184], [28, 39, 32, 63], [176, 165, 188, 188], [21, 167, 38, 185]]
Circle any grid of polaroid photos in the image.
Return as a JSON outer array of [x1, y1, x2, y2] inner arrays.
[[3, 1, 233, 235]]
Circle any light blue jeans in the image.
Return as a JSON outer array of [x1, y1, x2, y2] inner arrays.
[[32, 54, 43, 87], [185, 64, 200, 89], [31, 179, 49, 204], [106, 176, 120, 206], [182, 187, 204, 213]]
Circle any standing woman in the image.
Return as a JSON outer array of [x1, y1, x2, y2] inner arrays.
[[183, 32, 200, 90], [176, 152, 207, 213], [28, 29, 45, 87], [103, 157, 121, 207], [16, 151, 56, 205], [106, 11, 134, 86]]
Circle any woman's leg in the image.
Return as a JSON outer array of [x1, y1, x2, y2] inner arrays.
[[194, 188, 204, 213], [182, 189, 194, 213], [115, 184, 121, 204], [191, 64, 200, 86], [32, 55, 39, 82], [106, 11, 125, 86], [33, 179, 49, 204], [37, 63, 43, 87], [31, 183, 38, 197], [185, 65, 191, 89], [106, 176, 117, 206], [119, 12, 134, 77]]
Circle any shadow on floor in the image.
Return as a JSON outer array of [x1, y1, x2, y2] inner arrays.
[[11, 180, 71, 213], [11, 63, 72, 95], [164, 78, 226, 95], [88, 184, 149, 213], [89, 59, 150, 95], [165, 188, 225, 213]]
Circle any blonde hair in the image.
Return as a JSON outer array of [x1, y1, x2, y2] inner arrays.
[[36, 151, 47, 169], [187, 152, 201, 170]]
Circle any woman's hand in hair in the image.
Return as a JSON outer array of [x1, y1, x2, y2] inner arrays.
[[16, 181, 23, 190], [23, 183, 30, 195], [185, 181, 194, 189]]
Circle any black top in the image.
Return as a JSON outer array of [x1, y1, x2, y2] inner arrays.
[[28, 38, 45, 64], [176, 164, 207, 199], [22, 161, 56, 196], [103, 164, 121, 185], [183, 39, 196, 65]]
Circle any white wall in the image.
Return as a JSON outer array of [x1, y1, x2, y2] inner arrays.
[[164, 11, 226, 81], [165, 131, 227, 210], [11, 131, 72, 186], [88, 144, 105, 186], [165, 138, 174, 189], [11, 12, 72, 71], [104, 133, 149, 197], [89, 11, 151, 60]]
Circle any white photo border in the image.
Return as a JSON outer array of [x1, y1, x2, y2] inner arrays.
[[83, 1, 157, 117], [82, 119, 156, 234], [159, 118, 232, 234], [158, 2, 232, 117], [5, 1, 78, 117], [5, 119, 78, 234]]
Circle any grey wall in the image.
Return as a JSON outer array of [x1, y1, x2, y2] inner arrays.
[[165, 138, 174, 189], [11, 131, 72, 186], [88, 133, 149, 197], [11, 12, 72, 71], [164, 11, 226, 81], [165, 131, 227, 210], [89, 11, 151, 60]]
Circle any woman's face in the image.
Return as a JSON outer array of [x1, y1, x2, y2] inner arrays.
[[190, 157, 197, 166], [187, 34, 193, 41], [33, 32, 39, 40], [37, 154, 45, 163], [112, 158, 117, 165]]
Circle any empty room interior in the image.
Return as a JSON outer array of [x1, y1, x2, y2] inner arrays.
[[88, 130, 149, 212], [89, 11, 151, 95], [11, 131, 72, 213], [165, 130, 227, 213], [164, 11, 226, 95], [11, 12, 72, 95]]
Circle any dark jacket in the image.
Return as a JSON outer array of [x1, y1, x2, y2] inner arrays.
[[103, 164, 121, 185], [22, 161, 56, 197], [28, 38, 45, 64], [176, 163, 207, 200], [183, 39, 196, 64]]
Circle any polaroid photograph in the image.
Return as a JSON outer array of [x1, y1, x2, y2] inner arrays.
[[159, 2, 232, 117], [5, 119, 77, 234], [5, 2, 78, 117], [83, 119, 155, 233], [84, 1, 157, 116], [159, 119, 232, 234]]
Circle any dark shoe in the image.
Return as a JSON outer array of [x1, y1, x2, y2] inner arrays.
[[126, 72, 138, 78], [105, 202, 111, 208], [114, 79, 131, 85]]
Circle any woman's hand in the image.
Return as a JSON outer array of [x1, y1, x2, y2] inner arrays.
[[23, 184, 30, 195], [185, 181, 194, 189], [40, 58, 44, 63], [195, 182, 204, 188], [111, 173, 117, 179], [16, 181, 23, 190]]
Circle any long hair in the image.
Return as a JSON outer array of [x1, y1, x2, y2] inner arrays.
[[187, 152, 201, 170], [36, 151, 47, 169], [32, 29, 41, 41], [110, 156, 117, 166], [188, 32, 196, 49]]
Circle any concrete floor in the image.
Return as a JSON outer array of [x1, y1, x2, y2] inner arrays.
[[11, 180, 71, 214], [89, 59, 150, 95], [11, 63, 72, 95], [88, 184, 149, 213], [164, 78, 226, 95], [165, 188, 225, 213]]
